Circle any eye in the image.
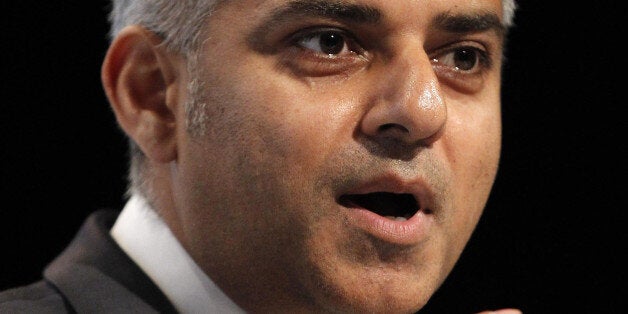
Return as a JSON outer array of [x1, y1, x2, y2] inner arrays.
[[296, 29, 357, 57], [283, 27, 368, 77], [432, 46, 489, 73], [430, 44, 494, 92]]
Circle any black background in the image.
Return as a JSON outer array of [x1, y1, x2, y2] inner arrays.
[[2, 1, 624, 313]]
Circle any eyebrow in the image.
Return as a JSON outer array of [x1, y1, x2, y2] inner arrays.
[[432, 11, 506, 36], [268, 0, 382, 25]]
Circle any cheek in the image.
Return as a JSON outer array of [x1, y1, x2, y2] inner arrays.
[[237, 81, 360, 177], [447, 98, 501, 181], [178, 69, 357, 233], [442, 103, 501, 236]]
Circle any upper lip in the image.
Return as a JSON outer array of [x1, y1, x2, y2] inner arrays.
[[336, 172, 435, 216]]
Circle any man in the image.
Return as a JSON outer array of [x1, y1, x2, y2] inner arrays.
[[1, 0, 520, 313]]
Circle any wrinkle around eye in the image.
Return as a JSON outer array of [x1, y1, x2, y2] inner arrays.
[[280, 46, 369, 78]]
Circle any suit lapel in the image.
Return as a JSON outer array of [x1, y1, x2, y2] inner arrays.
[[43, 210, 178, 313]]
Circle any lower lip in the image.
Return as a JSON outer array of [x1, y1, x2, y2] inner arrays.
[[345, 208, 433, 245]]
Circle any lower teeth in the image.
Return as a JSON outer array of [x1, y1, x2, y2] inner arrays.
[[385, 216, 407, 221]]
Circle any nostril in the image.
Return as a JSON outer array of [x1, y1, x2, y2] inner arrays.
[[378, 123, 408, 133]]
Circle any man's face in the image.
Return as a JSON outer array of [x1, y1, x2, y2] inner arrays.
[[168, 0, 504, 312]]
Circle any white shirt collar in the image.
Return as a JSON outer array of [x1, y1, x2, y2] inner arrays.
[[110, 194, 245, 314]]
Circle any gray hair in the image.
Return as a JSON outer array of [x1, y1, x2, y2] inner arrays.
[[108, 0, 222, 54], [109, 0, 518, 201]]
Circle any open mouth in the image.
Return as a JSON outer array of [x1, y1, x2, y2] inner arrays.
[[338, 192, 420, 221]]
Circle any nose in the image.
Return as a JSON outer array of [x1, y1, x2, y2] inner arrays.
[[360, 48, 446, 146]]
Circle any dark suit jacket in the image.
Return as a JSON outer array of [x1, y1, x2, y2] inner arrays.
[[0, 210, 178, 313]]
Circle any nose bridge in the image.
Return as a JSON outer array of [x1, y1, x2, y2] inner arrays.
[[393, 49, 444, 119], [361, 43, 447, 145]]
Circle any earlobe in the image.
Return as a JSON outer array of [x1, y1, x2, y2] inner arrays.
[[101, 25, 181, 163]]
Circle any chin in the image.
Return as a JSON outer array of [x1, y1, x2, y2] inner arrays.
[[304, 259, 440, 314], [289, 213, 448, 314], [321, 289, 428, 314]]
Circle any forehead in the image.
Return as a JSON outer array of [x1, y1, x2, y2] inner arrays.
[[215, 0, 505, 27]]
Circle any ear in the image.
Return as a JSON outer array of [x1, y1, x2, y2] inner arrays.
[[101, 25, 183, 163]]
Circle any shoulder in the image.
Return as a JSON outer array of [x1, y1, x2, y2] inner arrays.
[[0, 280, 72, 313]]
